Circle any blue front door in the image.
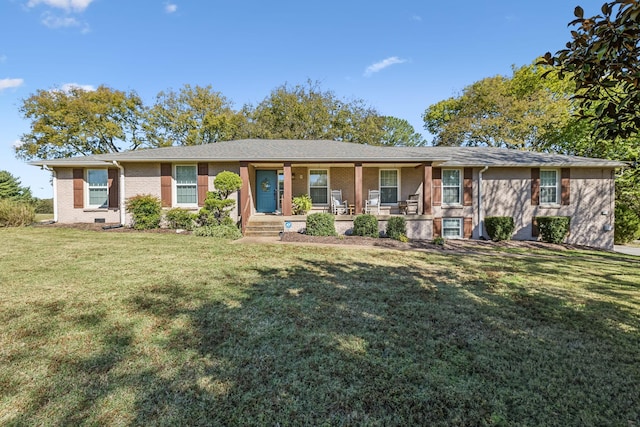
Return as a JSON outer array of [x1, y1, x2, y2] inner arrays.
[[256, 170, 277, 213]]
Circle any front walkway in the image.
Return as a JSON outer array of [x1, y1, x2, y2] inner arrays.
[[614, 245, 640, 256]]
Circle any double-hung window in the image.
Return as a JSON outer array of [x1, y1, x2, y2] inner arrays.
[[540, 170, 558, 205], [442, 169, 461, 205], [380, 169, 399, 204], [309, 169, 328, 204], [175, 165, 197, 205], [442, 218, 462, 238], [87, 169, 108, 208]]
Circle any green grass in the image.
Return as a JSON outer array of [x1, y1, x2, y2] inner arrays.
[[33, 213, 53, 222], [1, 227, 639, 426]]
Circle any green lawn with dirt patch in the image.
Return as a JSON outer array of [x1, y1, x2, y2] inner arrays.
[[1, 227, 639, 426]]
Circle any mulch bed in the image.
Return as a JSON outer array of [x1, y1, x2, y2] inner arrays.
[[34, 221, 596, 252]]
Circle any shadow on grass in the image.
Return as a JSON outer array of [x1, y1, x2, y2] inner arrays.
[[6, 252, 640, 426]]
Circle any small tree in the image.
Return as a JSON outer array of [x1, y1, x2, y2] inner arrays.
[[0, 170, 32, 203], [198, 171, 242, 226]]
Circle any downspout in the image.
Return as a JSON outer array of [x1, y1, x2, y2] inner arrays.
[[41, 165, 57, 223], [112, 161, 126, 226], [478, 166, 489, 239]]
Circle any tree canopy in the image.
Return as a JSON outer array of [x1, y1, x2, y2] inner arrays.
[[144, 85, 247, 147], [381, 117, 426, 147], [540, 1, 640, 142], [15, 81, 420, 160], [422, 63, 579, 151], [245, 81, 385, 144], [16, 85, 146, 161]]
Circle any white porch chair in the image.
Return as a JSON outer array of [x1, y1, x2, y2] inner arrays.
[[331, 189, 348, 215], [364, 190, 380, 215]]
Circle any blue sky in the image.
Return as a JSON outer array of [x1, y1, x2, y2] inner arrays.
[[1, 0, 604, 198]]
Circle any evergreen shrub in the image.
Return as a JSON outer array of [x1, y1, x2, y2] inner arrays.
[[306, 213, 337, 236], [485, 216, 515, 241], [353, 214, 379, 238], [165, 208, 196, 230], [386, 216, 407, 240], [537, 216, 570, 244]]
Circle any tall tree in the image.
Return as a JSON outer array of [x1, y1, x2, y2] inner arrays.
[[540, 1, 640, 142], [16, 85, 146, 160], [246, 80, 385, 144], [380, 116, 426, 146], [0, 171, 32, 202], [144, 84, 247, 146], [422, 63, 580, 151]]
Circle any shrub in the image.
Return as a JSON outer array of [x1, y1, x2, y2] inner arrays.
[[193, 224, 242, 239], [537, 216, 570, 244], [353, 214, 379, 238], [125, 194, 162, 230], [614, 202, 640, 244], [165, 207, 196, 230], [292, 194, 312, 215], [306, 213, 337, 236], [433, 236, 445, 246], [386, 216, 407, 240], [485, 216, 515, 241], [0, 199, 35, 227], [33, 198, 54, 214]]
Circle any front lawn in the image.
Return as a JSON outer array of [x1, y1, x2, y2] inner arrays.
[[1, 227, 638, 426]]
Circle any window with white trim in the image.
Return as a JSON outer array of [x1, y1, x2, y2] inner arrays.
[[442, 169, 461, 205], [175, 165, 197, 205], [309, 169, 328, 204], [540, 170, 558, 205], [87, 169, 108, 208], [442, 218, 462, 238], [380, 169, 399, 204]]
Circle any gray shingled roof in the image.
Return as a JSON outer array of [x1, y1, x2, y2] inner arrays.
[[30, 139, 626, 168]]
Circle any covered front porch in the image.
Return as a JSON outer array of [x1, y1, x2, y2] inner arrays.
[[238, 160, 436, 236]]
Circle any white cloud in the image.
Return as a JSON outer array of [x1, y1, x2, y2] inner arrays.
[[60, 82, 96, 92], [412, 15, 422, 21], [363, 56, 407, 77], [165, 3, 177, 13], [0, 78, 24, 91], [27, 0, 94, 13], [42, 12, 78, 27]]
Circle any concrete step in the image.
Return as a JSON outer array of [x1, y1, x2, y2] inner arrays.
[[244, 229, 282, 237], [246, 222, 284, 228], [245, 219, 283, 237]]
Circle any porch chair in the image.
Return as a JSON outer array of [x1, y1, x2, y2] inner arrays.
[[405, 193, 419, 215], [331, 189, 348, 215], [364, 190, 380, 215]]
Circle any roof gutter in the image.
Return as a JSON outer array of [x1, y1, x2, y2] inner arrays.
[[41, 164, 57, 223], [478, 166, 489, 239], [112, 161, 126, 226]]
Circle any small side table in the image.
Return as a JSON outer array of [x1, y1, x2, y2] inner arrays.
[[348, 204, 355, 215], [398, 201, 408, 215]]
